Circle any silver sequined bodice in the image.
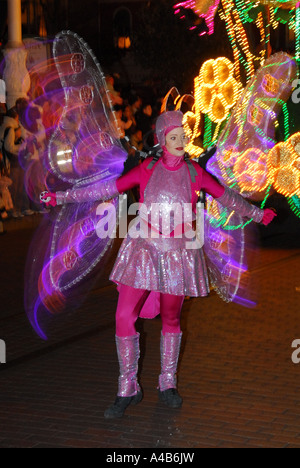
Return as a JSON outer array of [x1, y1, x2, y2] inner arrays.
[[139, 162, 192, 244], [110, 160, 210, 297]]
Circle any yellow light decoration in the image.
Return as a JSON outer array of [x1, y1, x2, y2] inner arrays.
[[259, 1, 298, 7], [248, 103, 264, 126], [267, 142, 294, 173], [182, 111, 204, 157], [181, 83, 204, 157], [256, 11, 266, 66], [183, 112, 204, 158], [262, 74, 280, 96], [219, 0, 255, 83], [206, 196, 222, 220], [232, 8, 255, 79], [220, 146, 240, 168], [161, 87, 181, 113], [275, 167, 300, 196], [182, 111, 196, 140], [233, 148, 270, 193], [198, 57, 241, 123], [174, 0, 221, 35], [180, 97, 204, 157], [288, 132, 300, 160], [219, 2, 242, 82], [267, 132, 300, 197], [192, 0, 219, 14]]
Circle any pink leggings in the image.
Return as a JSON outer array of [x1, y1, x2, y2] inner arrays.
[[116, 284, 184, 337]]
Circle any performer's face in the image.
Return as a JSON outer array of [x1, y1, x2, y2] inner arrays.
[[165, 127, 189, 157]]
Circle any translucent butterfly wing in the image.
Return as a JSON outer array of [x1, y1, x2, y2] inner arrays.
[[204, 196, 255, 306], [24, 31, 127, 339], [47, 30, 125, 185], [207, 52, 297, 200]]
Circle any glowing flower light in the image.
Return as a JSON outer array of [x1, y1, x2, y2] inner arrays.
[[183, 111, 204, 157], [267, 132, 300, 197], [197, 57, 241, 123], [233, 148, 269, 193], [206, 52, 297, 202]]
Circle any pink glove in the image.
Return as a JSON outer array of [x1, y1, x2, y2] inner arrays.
[[262, 208, 277, 226], [40, 191, 57, 207]]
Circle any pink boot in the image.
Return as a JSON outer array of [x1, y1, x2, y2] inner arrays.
[[104, 334, 142, 419], [158, 332, 183, 408]]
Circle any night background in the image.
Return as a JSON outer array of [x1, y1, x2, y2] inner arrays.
[[0, 0, 293, 93], [1, 1, 300, 245], [1, 1, 300, 449]]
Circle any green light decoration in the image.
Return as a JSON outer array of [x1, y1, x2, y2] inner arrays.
[[295, 3, 300, 67], [181, 1, 300, 223], [208, 184, 272, 231], [235, 0, 266, 24], [288, 195, 300, 216], [282, 102, 291, 141], [203, 114, 213, 149], [234, 1, 299, 38]]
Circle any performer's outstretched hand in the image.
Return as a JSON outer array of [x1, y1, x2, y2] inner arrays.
[[40, 191, 57, 207], [262, 208, 277, 226]]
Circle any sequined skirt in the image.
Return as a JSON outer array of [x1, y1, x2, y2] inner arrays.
[[110, 222, 210, 297]]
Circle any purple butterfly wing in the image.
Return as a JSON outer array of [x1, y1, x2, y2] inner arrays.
[[24, 31, 127, 339]]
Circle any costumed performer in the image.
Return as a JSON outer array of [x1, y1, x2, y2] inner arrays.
[[40, 111, 276, 419]]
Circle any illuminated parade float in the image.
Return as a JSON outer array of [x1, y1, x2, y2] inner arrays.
[[172, 0, 300, 213]]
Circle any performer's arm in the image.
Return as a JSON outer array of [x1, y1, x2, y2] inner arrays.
[[201, 170, 276, 225], [115, 165, 142, 194], [41, 164, 141, 206]]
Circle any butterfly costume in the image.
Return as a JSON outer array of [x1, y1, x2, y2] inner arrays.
[[28, 31, 276, 418]]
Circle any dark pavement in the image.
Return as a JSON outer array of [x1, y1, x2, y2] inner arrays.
[[1, 213, 300, 448]]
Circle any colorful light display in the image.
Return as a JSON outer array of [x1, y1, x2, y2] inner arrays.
[[168, 52, 296, 199], [267, 132, 300, 196], [197, 57, 241, 123], [207, 52, 297, 199], [233, 148, 270, 193], [174, 1, 300, 81], [174, 0, 221, 35], [259, 1, 298, 6], [172, 0, 300, 228]]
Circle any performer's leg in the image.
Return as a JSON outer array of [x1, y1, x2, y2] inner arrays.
[[160, 293, 184, 335], [104, 284, 150, 419], [158, 293, 184, 408], [115, 284, 150, 337]]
